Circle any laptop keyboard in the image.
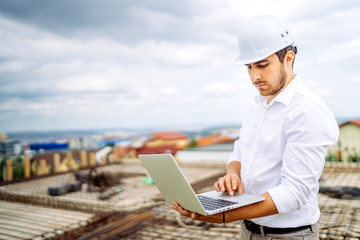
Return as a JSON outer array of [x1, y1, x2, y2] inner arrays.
[[197, 195, 238, 211]]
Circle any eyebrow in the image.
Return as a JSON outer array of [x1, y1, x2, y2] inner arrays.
[[245, 60, 269, 67]]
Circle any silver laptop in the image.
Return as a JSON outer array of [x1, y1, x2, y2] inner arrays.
[[138, 153, 264, 216]]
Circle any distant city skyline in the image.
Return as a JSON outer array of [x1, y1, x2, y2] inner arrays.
[[0, 0, 359, 132]]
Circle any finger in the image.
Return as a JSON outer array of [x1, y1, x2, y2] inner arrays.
[[172, 201, 180, 208], [231, 175, 239, 191], [191, 212, 205, 221], [171, 201, 180, 211], [172, 201, 183, 212], [217, 177, 226, 192], [237, 181, 244, 194], [214, 182, 220, 192], [225, 176, 234, 196], [172, 201, 192, 217], [172, 201, 178, 208]]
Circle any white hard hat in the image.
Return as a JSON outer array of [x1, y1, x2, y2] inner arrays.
[[236, 15, 295, 64]]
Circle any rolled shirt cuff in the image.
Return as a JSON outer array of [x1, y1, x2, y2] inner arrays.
[[226, 158, 240, 168], [268, 185, 298, 214]]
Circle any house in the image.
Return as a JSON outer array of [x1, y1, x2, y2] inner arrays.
[[195, 135, 232, 147], [328, 120, 360, 162], [0, 139, 22, 157], [0, 133, 7, 140], [114, 145, 141, 159], [135, 145, 178, 155], [145, 131, 189, 150]]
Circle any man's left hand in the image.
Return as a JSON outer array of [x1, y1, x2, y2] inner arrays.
[[171, 201, 223, 224]]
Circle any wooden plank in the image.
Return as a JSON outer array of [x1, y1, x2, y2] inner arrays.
[[0, 206, 91, 224], [0, 219, 49, 234], [0, 212, 89, 231], [77, 213, 155, 240], [98, 213, 155, 240], [0, 201, 94, 239], [0, 201, 93, 220], [0, 234, 23, 240], [0, 200, 85, 216], [0, 227, 36, 239], [0, 217, 55, 232], [0, 212, 80, 230], [0, 204, 90, 225], [0, 210, 78, 227], [0, 221, 44, 235]]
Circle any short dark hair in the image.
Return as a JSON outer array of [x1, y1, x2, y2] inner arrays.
[[275, 45, 297, 66]]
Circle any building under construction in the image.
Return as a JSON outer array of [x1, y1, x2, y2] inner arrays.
[[0, 159, 359, 240]]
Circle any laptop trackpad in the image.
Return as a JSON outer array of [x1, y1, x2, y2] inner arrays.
[[199, 190, 265, 206]]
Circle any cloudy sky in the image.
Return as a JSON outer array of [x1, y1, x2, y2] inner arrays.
[[0, 0, 359, 132]]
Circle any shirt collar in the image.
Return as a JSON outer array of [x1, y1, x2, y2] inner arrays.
[[255, 75, 303, 107]]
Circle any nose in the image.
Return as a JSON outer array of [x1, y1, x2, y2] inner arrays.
[[249, 68, 261, 82]]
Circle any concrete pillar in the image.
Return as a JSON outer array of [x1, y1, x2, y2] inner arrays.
[[80, 151, 87, 167], [113, 147, 119, 163], [337, 149, 342, 162], [89, 152, 96, 167], [24, 154, 30, 178], [6, 159, 13, 181], [67, 152, 72, 170], [102, 155, 107, 165], [39, 159, 47, 175], [53, 153, 61, 172]]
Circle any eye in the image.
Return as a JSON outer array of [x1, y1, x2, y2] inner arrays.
[[258, 63, 268, 69], [246, 65, 252, 70]]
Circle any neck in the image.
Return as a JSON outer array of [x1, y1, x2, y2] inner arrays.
[[267, 73, 295, 104]]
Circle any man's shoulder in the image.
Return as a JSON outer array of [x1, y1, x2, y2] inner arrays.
[[290, 85, 328, 110], [285, 88, 337, 129]]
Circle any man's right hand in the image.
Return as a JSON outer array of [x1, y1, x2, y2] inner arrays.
[[214, 172, 243, 196], [214, 161, 243, 196]]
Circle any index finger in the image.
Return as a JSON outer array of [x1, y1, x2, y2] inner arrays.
[[225, 176, 234, 196], [231, 174, 240, 191]]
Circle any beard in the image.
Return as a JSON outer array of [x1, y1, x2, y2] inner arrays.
[[255, 65, 287, 97]]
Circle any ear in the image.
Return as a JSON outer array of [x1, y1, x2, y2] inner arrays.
[[284, 51, 295, 69]]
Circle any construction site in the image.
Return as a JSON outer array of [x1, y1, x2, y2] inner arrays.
[[0, 156, 359, 240]]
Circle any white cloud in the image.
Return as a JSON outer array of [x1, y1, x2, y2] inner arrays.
[[0, 1, 359, 131], [0, 61, 27, 72]]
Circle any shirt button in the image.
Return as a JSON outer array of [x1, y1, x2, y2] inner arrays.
[[246, 172, 249, 177]]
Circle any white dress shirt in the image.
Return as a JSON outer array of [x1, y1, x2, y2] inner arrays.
[[228, 75, 339, 228]]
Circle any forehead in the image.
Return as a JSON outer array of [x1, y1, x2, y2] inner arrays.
[[245, 54, 277, 66]]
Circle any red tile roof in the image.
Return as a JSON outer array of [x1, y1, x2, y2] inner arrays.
[[152, 131, 188, 140], [340, 120, 360, 128], [136, 145, 178, 155], [350, 120, 360, 127], [196, 135, 232, 147], [113, 146, 132, 157]]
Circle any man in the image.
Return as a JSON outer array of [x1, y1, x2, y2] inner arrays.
[[172, 15, 339, 239]]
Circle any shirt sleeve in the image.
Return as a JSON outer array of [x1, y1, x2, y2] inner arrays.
[[227, 138, 242, 167], [268, 102, 339, 214]]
